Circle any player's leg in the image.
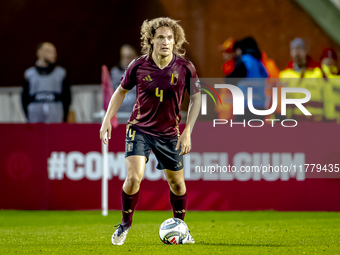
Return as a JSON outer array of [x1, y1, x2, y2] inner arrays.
[[164, 168, 187, 220], [164, 168, 194, 243], [152, 135, 195, 244], [112, 155, 146, 245], [112, 126, 150, 245], [150, 136, 187, 220], [121, 155, 146, 226]]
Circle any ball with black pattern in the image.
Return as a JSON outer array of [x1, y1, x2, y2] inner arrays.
[[159, 218, 189, 245]]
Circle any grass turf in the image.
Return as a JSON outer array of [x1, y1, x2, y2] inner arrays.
[[0, 210, 339, 254]]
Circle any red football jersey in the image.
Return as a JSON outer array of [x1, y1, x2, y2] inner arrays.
[[120, 54, 200, 138]]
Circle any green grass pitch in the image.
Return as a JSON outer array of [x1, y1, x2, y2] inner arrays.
[[1, 210, 339, 254]]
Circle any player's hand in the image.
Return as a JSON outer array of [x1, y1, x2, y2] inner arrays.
[[176, 129, 191, 155], [100, 119, 112, 145]]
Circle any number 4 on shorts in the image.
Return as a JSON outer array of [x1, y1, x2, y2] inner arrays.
[[129, 129, 136, 141]]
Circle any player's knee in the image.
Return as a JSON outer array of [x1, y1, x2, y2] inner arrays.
[[169, 179, 186, 194], [126, 175, 142, 188]]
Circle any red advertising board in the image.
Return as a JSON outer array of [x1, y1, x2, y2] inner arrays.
[[0, 123, 340, 211]]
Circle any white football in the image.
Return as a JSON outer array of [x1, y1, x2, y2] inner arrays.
[[159, 218, 189, 245]]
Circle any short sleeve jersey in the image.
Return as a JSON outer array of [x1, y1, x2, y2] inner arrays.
[[121, 54, 200, 138]]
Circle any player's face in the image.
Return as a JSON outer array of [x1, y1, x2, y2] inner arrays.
[[151, 27, 174, 57]]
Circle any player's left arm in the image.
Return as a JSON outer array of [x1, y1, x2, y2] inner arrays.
[[176, 92, 201, 155]]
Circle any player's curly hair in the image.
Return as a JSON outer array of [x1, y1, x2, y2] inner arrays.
[[140, 17, 188, 57]]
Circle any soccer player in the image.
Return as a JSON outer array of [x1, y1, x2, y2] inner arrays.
[[99, 17, 201, 245]]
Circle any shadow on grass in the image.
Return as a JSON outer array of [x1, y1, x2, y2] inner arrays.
[[201, 243, 292, 247]]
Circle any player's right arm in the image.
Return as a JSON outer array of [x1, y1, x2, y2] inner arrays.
[[100, 85, 129, 144], [100, 57, 142, 144]]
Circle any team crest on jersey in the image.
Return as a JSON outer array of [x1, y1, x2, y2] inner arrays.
[[170, 72, 178, 85]]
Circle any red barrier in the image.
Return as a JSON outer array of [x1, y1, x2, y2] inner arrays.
[[1, 123, 340, 211]]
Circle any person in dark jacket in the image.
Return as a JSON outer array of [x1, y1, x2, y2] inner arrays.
[[228, 37, 268, 78], [226, 37, 269, 121], [22, 42, 71, 123]]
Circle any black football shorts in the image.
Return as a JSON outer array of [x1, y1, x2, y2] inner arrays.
[[125, 126, 183, 171]]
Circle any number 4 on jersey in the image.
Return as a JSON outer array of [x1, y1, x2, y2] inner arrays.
[[155, 87, 163, 102]]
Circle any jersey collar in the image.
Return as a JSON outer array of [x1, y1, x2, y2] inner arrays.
[[150, 53, 176, 70]]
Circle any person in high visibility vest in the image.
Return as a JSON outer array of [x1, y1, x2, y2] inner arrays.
[[279, 38, 324, 122], [320, 47, 340, 122], [320, 47, 339, 76], [21, 42, 71, 123]]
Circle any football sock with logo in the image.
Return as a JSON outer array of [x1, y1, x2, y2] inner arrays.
[[170, 190, 187, 220], [121, 190, 139, 227]]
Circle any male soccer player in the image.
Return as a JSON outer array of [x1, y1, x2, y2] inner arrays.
[[99, 17, 201, 245]]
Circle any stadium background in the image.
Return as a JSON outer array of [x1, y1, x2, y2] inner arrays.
[[1, 1, 340, 254], [1, 0, 340, 211], [1, 0, 340, 86]]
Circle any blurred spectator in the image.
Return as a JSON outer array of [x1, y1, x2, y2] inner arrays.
[[227, 37, 268, 79], [261, 52, 280, 79], [279, 38, 324, 122], [224, 37, 269, 121], [221, 37, 237, 76], [217, 38, 236, 120], [217, 37, 280, 121], [320, 47, 340, 122], [21, 42, 71, 123], [223, 38, 279, 78], [281, 38, 320, 73], [110, 44, 138, 115], [320, 47, 339, 76]]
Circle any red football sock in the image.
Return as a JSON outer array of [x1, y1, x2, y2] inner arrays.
[[170, 190, 187, 220], [121, 190, 139, 227]]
